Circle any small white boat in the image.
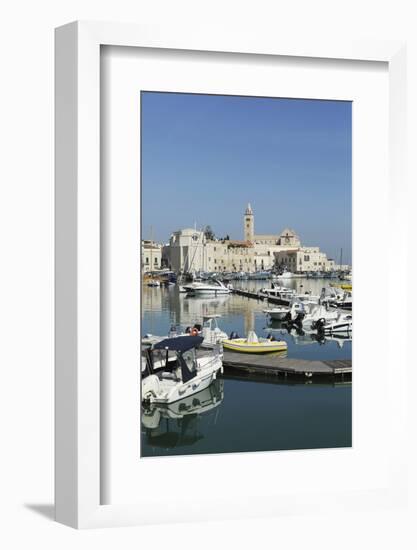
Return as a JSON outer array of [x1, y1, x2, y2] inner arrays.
[[142, 314, 228, 350], [263, 306, 291, 321], [259, 284, 296, 299], [183, 278, 231, 295], [294, 292, 321, 304], [273, 301, 338, 329], [316, 313, 352, 333], [201, 315, 228, 348], [142, 336, 223, 404], [146, 279, 160, 287], [274, 270, 294, 279], [332, 291, 352, 311], [303, 304, 340, 330]]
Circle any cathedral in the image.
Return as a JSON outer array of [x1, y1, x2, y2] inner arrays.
[[243, 203, 301, 247], [163, 204, 334, 274]]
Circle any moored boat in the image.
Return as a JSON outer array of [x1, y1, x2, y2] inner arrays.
[[222, 331, 287, 354], [315, 313, 352, 333], [263, 305, 291, 321], [182, 278, 231, 295], [142, 335, 223, 404]]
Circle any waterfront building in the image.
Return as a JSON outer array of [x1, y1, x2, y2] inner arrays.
[[163, 204, 336, 274], [164, 228, 207, 273], [141, 239, 162, 272], [274, 247, 335, 273]]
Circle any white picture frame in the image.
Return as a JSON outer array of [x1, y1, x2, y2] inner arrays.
[[55, 21, 407, 529]]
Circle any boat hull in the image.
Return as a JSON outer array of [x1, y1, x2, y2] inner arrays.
[[149, 369, 220, 404], [223, 339, 287, 354]]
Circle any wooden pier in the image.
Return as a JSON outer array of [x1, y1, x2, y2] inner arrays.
[[221, 350, 351, 378], [231, 288, 290, 305]]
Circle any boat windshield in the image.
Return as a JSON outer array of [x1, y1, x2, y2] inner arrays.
[[179, 349, 198, 383]]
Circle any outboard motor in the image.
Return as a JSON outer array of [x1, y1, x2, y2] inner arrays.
[[293, 311, 305, 328], [313, 318, 326, 332]]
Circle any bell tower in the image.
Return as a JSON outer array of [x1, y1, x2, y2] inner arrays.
[[244, 203, 254, 242]]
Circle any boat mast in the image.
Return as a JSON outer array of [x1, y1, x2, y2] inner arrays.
[[150, 226, 153, 274], [188, 225, 206, 276]]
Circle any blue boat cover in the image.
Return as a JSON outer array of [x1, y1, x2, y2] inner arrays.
[[153, 335, 203, 352]]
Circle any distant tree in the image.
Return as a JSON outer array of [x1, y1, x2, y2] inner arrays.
[[204, 225, 215, 240]]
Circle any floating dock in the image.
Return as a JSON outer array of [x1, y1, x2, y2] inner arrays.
[[221, 350, 351, 378], [231, 288, 291, 305]]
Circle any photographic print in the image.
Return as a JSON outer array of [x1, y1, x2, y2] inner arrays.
[[140, 92, 352, 457]]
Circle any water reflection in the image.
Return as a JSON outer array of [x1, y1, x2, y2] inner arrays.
[[141, 279, 352, 457], [142, 280, 352, 362], [141, 375, 352, 457], [266, 322, 352, 349], [142, 379, 224, 451]]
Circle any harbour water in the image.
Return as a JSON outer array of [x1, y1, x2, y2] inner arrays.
[[141, 278, 352, 457]]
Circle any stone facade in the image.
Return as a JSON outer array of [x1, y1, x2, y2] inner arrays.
[[274, 247, 335, 273], [163, 205, 335, 273], [141, 240, 162, 272]]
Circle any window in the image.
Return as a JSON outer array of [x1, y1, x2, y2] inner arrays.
[[304, 255, 310, 261], [145, 257, 149, 264]]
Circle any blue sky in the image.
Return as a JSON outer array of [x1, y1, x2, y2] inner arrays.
[[141, 92, 352, 264]]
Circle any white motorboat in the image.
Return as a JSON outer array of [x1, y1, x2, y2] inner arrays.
[[276, 300, 339, 329], [259, 284, 296, 299], [316, 312, 352, 333], [182, 278, 231, 295], [331, 291, 352, 311], [263, 305, 291, 321], [201, 315, 228, 347], [293, 292, 321, 305], [142, 335, 223, 404], [143, 315, 228, 349], [146, 279, 160, 287], [303, 304, 340, 330], [274, 270, 294, 279], [264, 300, 309, 323]]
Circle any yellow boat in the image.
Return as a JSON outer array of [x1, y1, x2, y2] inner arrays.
[[330, 282, 352, 291], [222, 331, 287, 354]]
